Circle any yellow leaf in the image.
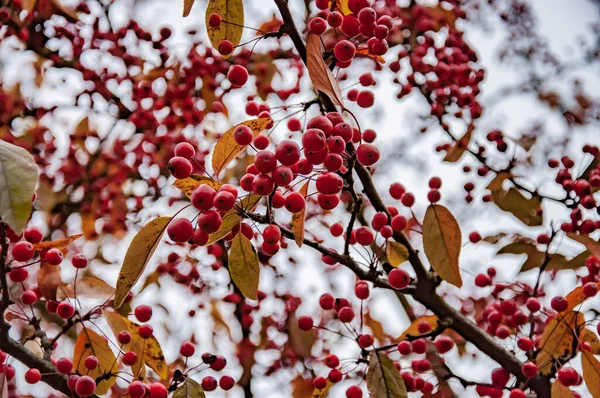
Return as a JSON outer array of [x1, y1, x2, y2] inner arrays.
[[182, 0, 195, 17], [312, 380, 333, 397], [567, 233, 600, 258], [367, 351, 408, 398], [291, 181, 309, 248], [206, 194, 262, 245], [173, 176, 221, 198], [551, 380, 574, 398], [398, 315, 439, 340], [443, 124, 474, 163], [103, 310, 168, 379], [114, 217, 171, 308], [32, 234, 82, 251], [386, 242, 409, 267], [563, 281, 600, 313], [58, 277, 115, 300], [422, 204, 462, 287], [173, 378, 206, 397], [492, 188, 543, 226], [582, 349, 600, 398], [103, 310, 146, 379], [328, 0, 352, 15], [37, 263, 61, 301], [536, 311, 585, 374], [364, 311, 386, 343], [581, 329, 600, 355], [205, 0, 244, 50], [228, 233, 259, 300], [73, 328, 118, 394], [211, 118, 270, 177], [306, 33, 345, 109]]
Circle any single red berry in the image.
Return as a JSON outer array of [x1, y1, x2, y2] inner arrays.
[[434, 336, 454, 354], [122, 351, 138, 366], [557, 367, 579, 387], [21, 290, 37, 305], [149, 382, 168, 398], [509, 389, 527, 398], [56, 357, 73, 374], [285, 192, 306, 213], [128, 381, 146, 398], [219, 375, 235, 390], [135, 305, 153, 322], [25, 368, 41, 384], [44, 248, 63, 265], [354, 281, 369, 299], [328, 368, 343, 383], [167, 218, 194, 242], [174, 142, 195, 159], [72, 253, 88, 269], [139, 324, 154, 338], [334, 40, 356, 62], [338, 307, 355, 323], [227, 65, 249, 87], [75, 375, 96, 397], [313, 376, 327, 390], [197, 210, 223, 234], [400, 192, 415, 207], [233, 125, 253, 146], [583, 282, 598, 298], [397, 340, 412, 355], [521, 361, 538, 378], [12, 241, 34, 262], [297, 315, 314, 331], [84, 355, 98, 370], [57, 301, 75, 319], [517, 337, 533, 352], [309, 17, 327, 35], [346, 385, 363, 398], [208, 13, 222, 27], [388, 268, 410, 289], [551, 296, 568, 312], [469, 232, 482, 243], [168, 156, 193, 179], [319, 293, 335, 310], [24, 227, 43, 243], [191, 185, 217, 211], [358, 334, 374, 348], [118, 330, 132, 345]]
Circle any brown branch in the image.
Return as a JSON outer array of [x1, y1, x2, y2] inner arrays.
[[271, 2, 551, 396]]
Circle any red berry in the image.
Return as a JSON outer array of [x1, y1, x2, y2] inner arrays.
[[319, 293, 335, 310], [139, 324, 154, 338], [517, 337, 533, 351], [263, 225, 281, 244], [434, 335, 454, 354], [521, 361, 538, 378], [72, 253, 88, 269], [475, 274, 492, 287], [297, 315, 314, 331], [57, 301, 75, 319], [275, 140, 301, 166], [233, 125, 253, 146], [122, 351, 138, 366], [208, 13, 222, 27], [75, 375, 96, 397], [128, 381, 146, 398], [558, 367, 579, 387], [174, 142, 195, 159], [197, 210, 223, 234], [313, 376, 327, 390], [309, 17, 327, 35], [12, 241, 34, 262], [388, 268, 410, 289], [338, 307, 355, 323], [21, 290, 37, 305], [24, 227, 43, 243], [56, 357, 73, 374], [583, 282, 598, 298], [213, 191, 236, 212], [135, 305, 153, 322], [219, 376, 235, 390], [356, 91, 375, 108], [509, 389, 527, 398], [354, 281, 369, 299], [118, 330, 132, 345], [400, 192, 415, 207], [227, 65, 249, 87], [44, 248, 63, 265], [346, 385, 363, 398], [333, 40, 356, 62], [397, 340, 412, 355], [469, 231, 482, 243], [179, 342, 195, 357], [551, 296, 568, 312], [491, 368, 510, 388], [84, 355, 98, 370], [358, 333, 374, 348], [302, 128, 326, 152], [285, 192, 305, 213], [149, 382, 168, 398], [391, 215, 407, 231], [168, 156, 193, 179], [25, 368, 41, 384], [167, 218, 194, 242], [328, 368, 343, 383]]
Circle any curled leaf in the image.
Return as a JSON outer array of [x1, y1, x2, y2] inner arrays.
[[367, 351, 408, 398], [306, 33, 345, 108], [182, 0, 195, 17], [205, 0, 244, 50], [212, 118, 270, 177], [386, 242, 409, 267], [422, 204, 462, 287], [291, 181, 309, 248], [443, 124, 474, 163], [32, 234, 82, 251], [73, 328, 118, 394], [114, 216, 171, 308], [582, 349, 600, 398], [228, 233, 259, 300], [37, 263, 61, 301]]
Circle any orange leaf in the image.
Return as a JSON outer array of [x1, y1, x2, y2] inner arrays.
[[32, 234, 82, 251], [398, 315, 439, 340], [306, 33, 345, 109], [73, 328, 118, 394], [291, 181, 309, 248], [443, 124, 474, 162], [563, 281, 600, 313], [355, 46, 385, 64], [581, 329, 600, 355], [551, 380, 574, 398], [536, 311, 585, 375], [582, 349, 600, 398], [328, 0, 352, 15], [386, 242, 409, 267], [422, 204, 462, 287], [211, 118, 271, 177], [37, 263, 61, 301], [486, 172, 514, 192]]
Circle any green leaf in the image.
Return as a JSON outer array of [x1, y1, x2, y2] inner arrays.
[[205, 0, 244, 51], [228, 233, 259, 300], [386, 242, 409, 267], [114, 216, 171, 308], [491, 187, 543, 226], [367, 351, 408, 398], [0, 139, 39, 234], [422, 204, 462, 287], [174, 378, 206, 398]]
